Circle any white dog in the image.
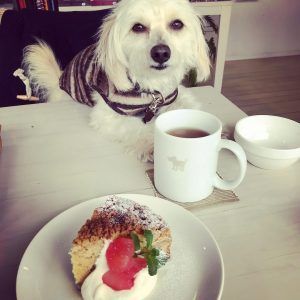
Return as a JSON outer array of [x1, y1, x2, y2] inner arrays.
[[22, 0, 210, 162]]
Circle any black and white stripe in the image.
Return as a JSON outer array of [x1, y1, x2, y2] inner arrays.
[[59, 43, 108, 107]]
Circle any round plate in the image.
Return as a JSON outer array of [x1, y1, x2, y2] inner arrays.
[[16, 194, 224, 300]]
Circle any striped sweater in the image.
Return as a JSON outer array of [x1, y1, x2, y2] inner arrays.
[[59, 44, 108, 107], [59, 44, 178, 123]]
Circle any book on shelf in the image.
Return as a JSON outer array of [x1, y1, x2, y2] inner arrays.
[[25, 0, 36, 9], [49, 0, 59, 10], [18, 0, 26, 9], [14, 0, 58, 11]]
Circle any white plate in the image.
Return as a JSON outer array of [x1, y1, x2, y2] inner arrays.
[[16, 194, 224, 300]]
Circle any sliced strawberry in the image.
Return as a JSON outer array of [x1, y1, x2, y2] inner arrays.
[[107, 253, 131, 272], [102, 270, 134, 291], [106, 237, 135, 272], [125, 257, 147, 277], [108, 237, 135, 257]]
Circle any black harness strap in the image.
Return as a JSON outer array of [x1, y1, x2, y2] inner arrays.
[[91, 84, 178, 123]]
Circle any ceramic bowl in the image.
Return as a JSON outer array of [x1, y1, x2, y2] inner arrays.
[[234, 115, 300, 169]]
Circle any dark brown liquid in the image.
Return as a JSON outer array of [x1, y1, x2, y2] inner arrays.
[[167, 128, 209, 138]]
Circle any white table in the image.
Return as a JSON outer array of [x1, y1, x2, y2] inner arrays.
[[0, 86, 299, 300]]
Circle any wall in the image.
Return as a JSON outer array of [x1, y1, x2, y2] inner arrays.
[[226, 0, 300, 60]]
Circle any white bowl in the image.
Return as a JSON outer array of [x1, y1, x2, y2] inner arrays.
[[234, 115, 300, 169]]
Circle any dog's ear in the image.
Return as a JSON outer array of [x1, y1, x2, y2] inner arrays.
[[95, 13, 133, 91], [193, 17, 211, 83]]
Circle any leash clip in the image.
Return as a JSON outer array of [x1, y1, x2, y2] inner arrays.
[[149, 91, 164, 112], [142, 91, 165, 123]]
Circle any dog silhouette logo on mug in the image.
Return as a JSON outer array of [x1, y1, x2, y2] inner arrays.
[[167, 156, 187, 171]]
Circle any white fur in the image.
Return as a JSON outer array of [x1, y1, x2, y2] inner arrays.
[[22, 0, 210, 162]]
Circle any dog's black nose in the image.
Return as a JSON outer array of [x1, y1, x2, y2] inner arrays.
[[150, 44, 171, 64]]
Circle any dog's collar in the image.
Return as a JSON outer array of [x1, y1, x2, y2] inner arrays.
[[92, 85, 178, 123]]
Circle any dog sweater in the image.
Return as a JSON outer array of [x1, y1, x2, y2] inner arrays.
[[59, 44, 108, 107], [59, 43, 178, 123]]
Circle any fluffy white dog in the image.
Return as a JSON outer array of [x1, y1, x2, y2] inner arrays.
[[22, 0, 210, 161]]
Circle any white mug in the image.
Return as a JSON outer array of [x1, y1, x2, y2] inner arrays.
[[154, 109, 247, 202]]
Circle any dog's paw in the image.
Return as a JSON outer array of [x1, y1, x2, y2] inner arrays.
[[127, 141, 154, 163], [134, 138, 154, 163], [122, 141, 154, 163]]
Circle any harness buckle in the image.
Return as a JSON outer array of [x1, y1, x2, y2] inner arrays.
[[149, 91, 164, 112], [142, 91, 165, 123]]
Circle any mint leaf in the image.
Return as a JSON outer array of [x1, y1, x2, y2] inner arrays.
[[150, 248, 159, 256], [146, 254, 158, 276], [129, 229, 165, 276], [144, 230, 153, 248], [130, 232, 141, 252]]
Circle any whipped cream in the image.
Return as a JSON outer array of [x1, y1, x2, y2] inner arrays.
[[81, 240, 157, 300]]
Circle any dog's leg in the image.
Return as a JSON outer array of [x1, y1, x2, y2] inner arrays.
[[134, 129, 154, 163], [90, 93, 155, 162]]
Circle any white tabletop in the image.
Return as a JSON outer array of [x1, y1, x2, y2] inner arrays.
[[0, 86, 299, 300]]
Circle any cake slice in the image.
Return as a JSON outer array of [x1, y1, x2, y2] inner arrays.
[[69, 195, 172, 286]]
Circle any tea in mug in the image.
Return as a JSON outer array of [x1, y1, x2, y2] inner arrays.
[[166, 127, 209, 138]]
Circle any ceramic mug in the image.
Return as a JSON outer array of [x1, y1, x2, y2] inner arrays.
[[154, 109, 247, 202]]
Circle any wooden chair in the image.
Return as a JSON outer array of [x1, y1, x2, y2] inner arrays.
[[193, 1, 233, 92]]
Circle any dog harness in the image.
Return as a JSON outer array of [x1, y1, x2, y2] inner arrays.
[[59, 43, 178, 123], [92, 85, 178, 123]]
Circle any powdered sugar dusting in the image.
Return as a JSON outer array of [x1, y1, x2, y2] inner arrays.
[[96, 195, 167, 230], [149, 232, 200, 300]]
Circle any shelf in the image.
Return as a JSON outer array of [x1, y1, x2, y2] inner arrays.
[[59, 5, 113, 11], [58, 0, 233, 12]]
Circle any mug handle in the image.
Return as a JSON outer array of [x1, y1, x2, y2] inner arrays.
[[213, 139, 247, 190]]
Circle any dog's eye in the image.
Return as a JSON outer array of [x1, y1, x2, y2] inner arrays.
[[132, 23, 147, 33], [170, 19, 184, 30]]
